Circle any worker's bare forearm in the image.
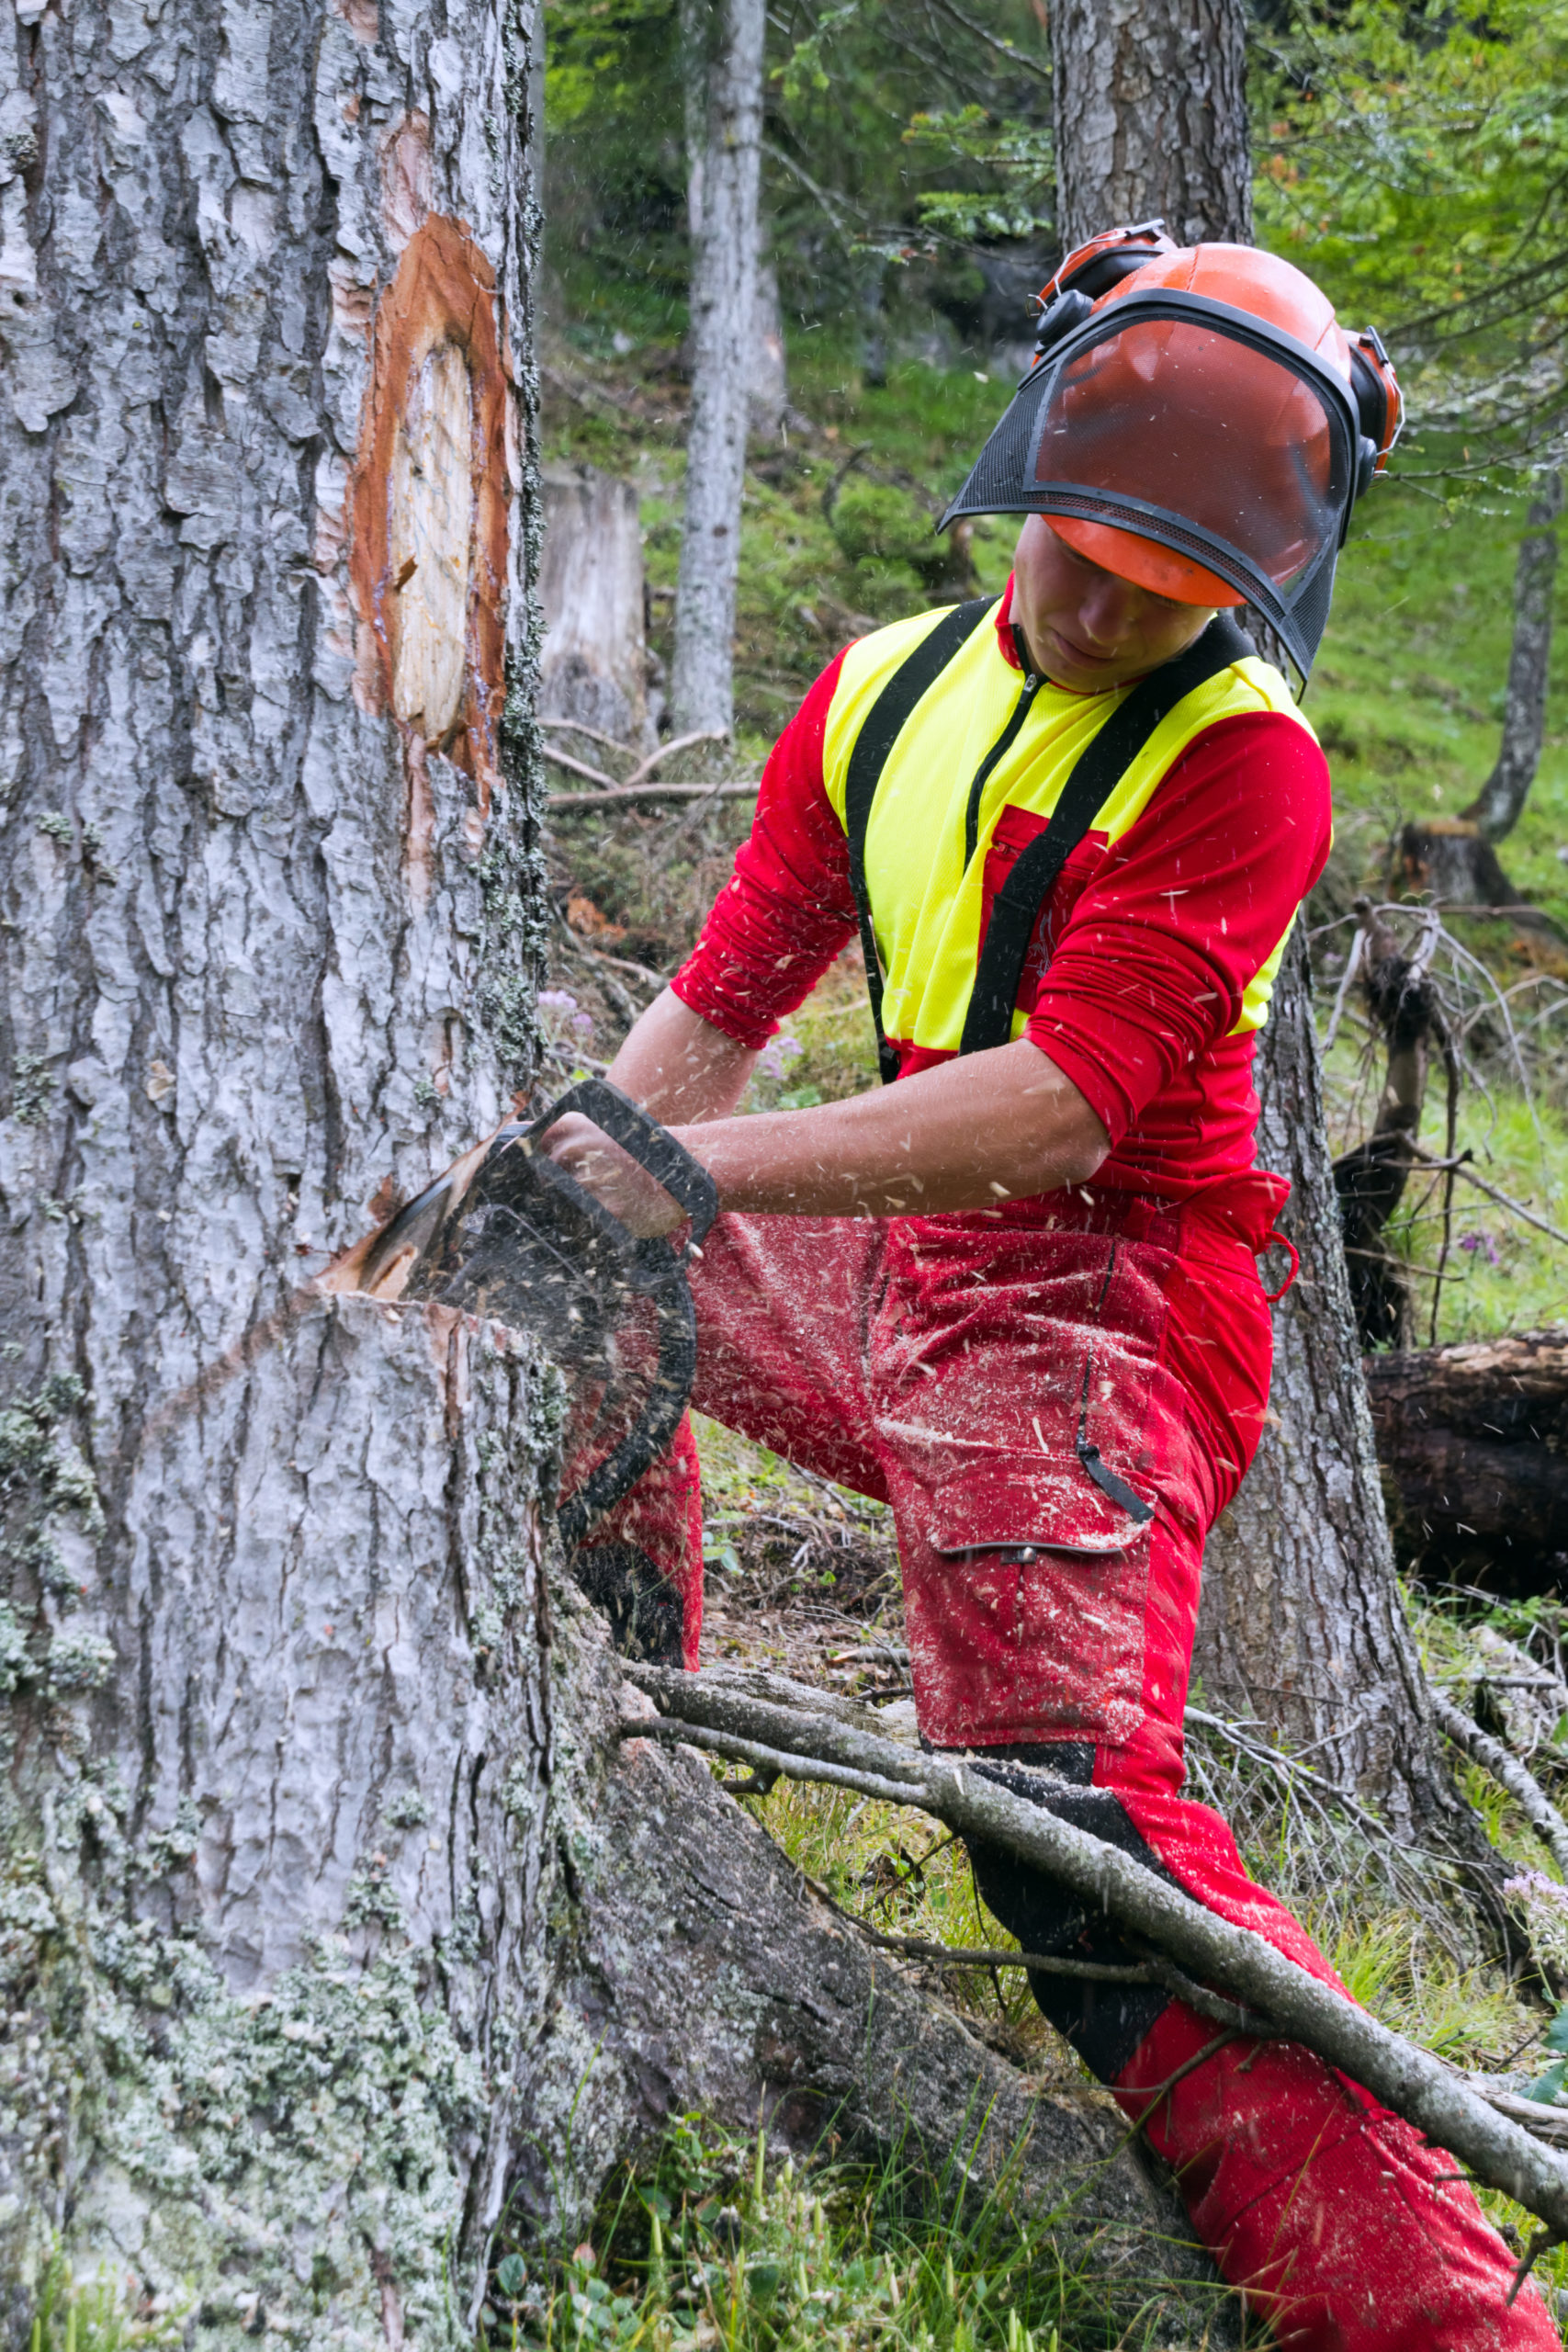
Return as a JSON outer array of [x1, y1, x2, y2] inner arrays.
[[664, 1035, 1108, 1216], [606, 989, 758, 1125], [563, 993, 1108, 1228]]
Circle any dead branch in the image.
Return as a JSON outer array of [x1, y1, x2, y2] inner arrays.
[[794, 1870, 1269, 2037], [544, 743, 622, 791], [625, 1662, 1568, 2233], [1406, 1140, 1568, 1251], [623, 729, 730, 789], [540, 718, 631, 755], [1429, 1692, 1568, 1879], [547, 781, 761, 812]]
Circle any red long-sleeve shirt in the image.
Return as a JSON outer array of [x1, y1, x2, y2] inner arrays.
[[672, 586, 1332, 1202]]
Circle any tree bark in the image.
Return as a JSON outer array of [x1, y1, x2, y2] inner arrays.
[[672, 0, 765, 738], [1049, 0, 1251, 254], [1464, 471, 1563, 843], [1192, 934, 1480, 1845], [1367, 1329, 1568, 1596]]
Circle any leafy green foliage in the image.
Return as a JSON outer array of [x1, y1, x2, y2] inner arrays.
[[1258, 0, 1568, 453]]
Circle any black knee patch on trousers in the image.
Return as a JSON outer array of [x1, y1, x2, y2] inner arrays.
[[952, 1746, 1179, 2083], [571, 1544, 685, 1666]]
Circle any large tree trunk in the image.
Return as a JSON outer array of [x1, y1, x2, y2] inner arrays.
[[0, 0, 546, 2313], [0, 0, 1230, 2329], [671, 0, 765, 738], [1464, 471, 1563, 843], [1049, 0, 1251, 252]]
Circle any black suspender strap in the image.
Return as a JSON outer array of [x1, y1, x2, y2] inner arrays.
[[958, 612, 1256, 1057], [844, 597, 995, 1084]]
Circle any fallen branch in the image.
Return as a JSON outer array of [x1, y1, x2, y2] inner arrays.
[[1429, 1691, 1568, 1879], [625, 1664, 1568, 2234], [547, 780, 761, 812], [540, 717, 631, 754]]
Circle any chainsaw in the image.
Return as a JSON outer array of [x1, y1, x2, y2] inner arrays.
[[349, 1079, 718, 1555]]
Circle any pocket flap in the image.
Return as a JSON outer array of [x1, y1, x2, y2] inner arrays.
[[926, 1461, 1155, 1559]]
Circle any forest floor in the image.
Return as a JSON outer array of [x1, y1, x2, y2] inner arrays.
[[520, 311, 1568, 2345]]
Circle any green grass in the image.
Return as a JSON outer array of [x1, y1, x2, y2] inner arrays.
[[486, 2110, 1243, 2352]]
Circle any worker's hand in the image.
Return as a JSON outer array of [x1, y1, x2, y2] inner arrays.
[[540, 1112, 690, 1238]]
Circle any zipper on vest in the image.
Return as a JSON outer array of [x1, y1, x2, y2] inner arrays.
[[963, 671, 1043, 869]]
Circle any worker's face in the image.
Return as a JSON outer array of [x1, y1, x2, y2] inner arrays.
[[1010, 515, 1217, 692]]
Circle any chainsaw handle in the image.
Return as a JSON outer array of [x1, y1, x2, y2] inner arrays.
[[525, 1077, 718, 1258]]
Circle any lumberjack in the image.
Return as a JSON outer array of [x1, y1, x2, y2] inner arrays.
[[547, 227, 1551, 2348]]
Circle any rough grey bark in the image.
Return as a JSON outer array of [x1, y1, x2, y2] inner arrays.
[[672, 0, 765, 738], [1193, 934, 1479, 1847], [0, 0, 553, 2321], [539, 464, 657, 750], [1465, 469, 1563, 842], [1049, 0, 1251, 252]]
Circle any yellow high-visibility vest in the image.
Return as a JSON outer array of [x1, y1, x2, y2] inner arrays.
[[821, 600, 1318, 1055]]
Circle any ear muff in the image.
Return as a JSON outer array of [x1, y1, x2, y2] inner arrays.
[[1028, 220, 1180, 374], [1028, 287, 1093, 368], [1348, 326, 1404, 497]]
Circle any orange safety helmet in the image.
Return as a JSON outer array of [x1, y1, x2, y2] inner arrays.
[[939, 222, 1403, 678]]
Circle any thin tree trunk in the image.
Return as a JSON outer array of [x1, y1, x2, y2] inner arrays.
[[540, 464, 657, 751], [1192, 934, 1476, 1844], [1464, 470, 1563, 842], [1049, 0, 1251, 253], [672, 0, 766, 738], [749, 254, 790, 439]]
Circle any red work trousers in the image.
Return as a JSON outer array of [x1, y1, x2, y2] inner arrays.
[[576, 1185, 1555, 2350]]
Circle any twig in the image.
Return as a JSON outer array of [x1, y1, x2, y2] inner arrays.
[[547, 781, 761, 812], [544, 743, 622, 790], [540, 717, 633, 754], [795, 1869, 1268, 2035], [623, 729, 730, 790], [921, 0, 1053, 79], [1509, 2226, 1563, 2304], [623, 1664, 1568, 2233], [1406, 1141, 1568, 1251], [1321, 922, 1366, 1055], [1430, 1691, 1568, 1880]]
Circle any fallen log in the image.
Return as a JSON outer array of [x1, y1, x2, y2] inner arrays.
[[1366, 1328, 1568, 1594]]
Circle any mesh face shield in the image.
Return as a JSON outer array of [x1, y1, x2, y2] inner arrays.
[[940, 290, 1363, 679]]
